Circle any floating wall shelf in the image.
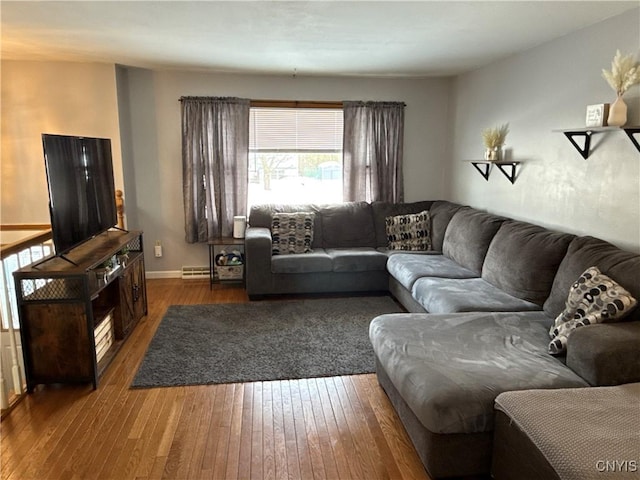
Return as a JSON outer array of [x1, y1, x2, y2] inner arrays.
[[469, 161, 521, 184], [555, 127, 640, 159]]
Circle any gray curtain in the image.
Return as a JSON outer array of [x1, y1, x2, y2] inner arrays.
[[343, 101, 405, 203], [181, 96, 249, 242]]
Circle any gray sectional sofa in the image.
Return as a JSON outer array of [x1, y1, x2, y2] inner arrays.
[[245, 200, 434, 298], [245, 200, 640, 479]]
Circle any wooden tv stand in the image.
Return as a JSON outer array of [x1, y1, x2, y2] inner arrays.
[[14, 230, 147, 391]]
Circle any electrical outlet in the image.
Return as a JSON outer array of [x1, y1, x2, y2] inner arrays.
[[154, 240, 162, 258]]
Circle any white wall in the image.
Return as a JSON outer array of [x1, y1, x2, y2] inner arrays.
[[5, 9, 638, 275], [1, 61, 125, 224], [448, 10, 640, 253], [117, 69, 451, 274]]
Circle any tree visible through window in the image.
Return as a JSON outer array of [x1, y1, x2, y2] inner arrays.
[[248, 106, 344, 209]]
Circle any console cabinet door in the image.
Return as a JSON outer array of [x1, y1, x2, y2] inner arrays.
[[21, 303, 93, 385], [117, 254, 146, 338], [118, 262, 136, 337], [131, 256, 147, 322]]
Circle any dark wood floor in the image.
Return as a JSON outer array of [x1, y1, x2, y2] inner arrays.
[[1, 279, 430, 480]]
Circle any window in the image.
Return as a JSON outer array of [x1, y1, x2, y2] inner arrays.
[[248, 105, 344, 208]]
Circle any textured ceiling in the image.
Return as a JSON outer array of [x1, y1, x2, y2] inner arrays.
[[1, 1, 637, 77]]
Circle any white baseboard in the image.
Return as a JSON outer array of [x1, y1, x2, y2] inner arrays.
[[145, 270, 182, 279]]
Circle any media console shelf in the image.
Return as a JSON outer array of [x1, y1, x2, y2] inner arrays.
[[14, 230, 147, 391]]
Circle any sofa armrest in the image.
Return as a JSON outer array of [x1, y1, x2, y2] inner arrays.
[[245, 227, 273, 297], [566, 321, 640, 386]]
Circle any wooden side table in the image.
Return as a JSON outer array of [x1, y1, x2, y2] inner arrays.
[[207, 237, 245, 289]]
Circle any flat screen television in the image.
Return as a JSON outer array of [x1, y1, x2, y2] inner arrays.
[[42, 134, 118, 255]]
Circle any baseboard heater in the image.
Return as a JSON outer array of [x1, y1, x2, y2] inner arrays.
[[181, 266, 210, 279]]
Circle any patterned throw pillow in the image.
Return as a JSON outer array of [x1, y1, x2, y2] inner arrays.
[[548, 266, 637, 355], [271, 212, 315, 255], [385, 210, 432, 251]]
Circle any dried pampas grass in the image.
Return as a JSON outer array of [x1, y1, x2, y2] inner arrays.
[[602, 50, 640, 97], [482, 124, 509, 149]]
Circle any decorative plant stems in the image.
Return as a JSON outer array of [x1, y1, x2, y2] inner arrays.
[[482, 124, 509, 149], [602, 50, 640, 97]]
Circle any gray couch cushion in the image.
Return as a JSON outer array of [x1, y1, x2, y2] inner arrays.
[[249, 203, 324, 248], [371, 200, 434, 247], [320, 202, 376, 248], [326, 248, 388, 272], [442, 209, 505, 274], [543, 236, 640, 321], [271, 249, 333, 273], [411, 277, 541, 313], [387, 253, 478, 291], [369, 312, 588, 434], [482, 220, 574, 305], [429, 201, 465, 252]]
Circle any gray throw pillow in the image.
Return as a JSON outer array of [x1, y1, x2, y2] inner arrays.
[[271, 212, 315, 255], [385, 210, 431, 251], [548, 266, 637, 355]]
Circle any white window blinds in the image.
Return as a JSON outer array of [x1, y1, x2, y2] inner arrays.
[[249, 107, 343, 152]]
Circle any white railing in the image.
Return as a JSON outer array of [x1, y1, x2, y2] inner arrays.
[[0, 227, 53, 412]]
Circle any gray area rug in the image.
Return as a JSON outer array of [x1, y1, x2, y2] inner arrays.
[[131, 296, 403, 388]]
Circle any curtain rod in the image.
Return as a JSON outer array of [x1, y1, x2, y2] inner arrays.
[[250, 100, 343, 109], [179, 97, 406, 107], [178, 97, 342, 109]]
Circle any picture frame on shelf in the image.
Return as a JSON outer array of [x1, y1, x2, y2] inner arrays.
[[585, 103, 610, 127]]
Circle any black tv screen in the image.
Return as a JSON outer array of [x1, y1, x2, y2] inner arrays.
[[42, 134, 118, 255]]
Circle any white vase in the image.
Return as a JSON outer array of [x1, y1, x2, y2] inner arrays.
[[607, 96, 627, 127], [483, 146, 501, 162]]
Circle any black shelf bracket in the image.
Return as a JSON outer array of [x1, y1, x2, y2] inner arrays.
[[623, 128, 640, 153], [558, 127, 639, 158], [563, 130, 594, 159], [471, 162, 492, 181], [495, 162, 520, 184], [470, 161, 521, 184]]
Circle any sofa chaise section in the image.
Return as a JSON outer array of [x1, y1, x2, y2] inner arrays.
[[372, 231, 640, 478], [245, 198, 640, 479], [370, 311, 589, 478]]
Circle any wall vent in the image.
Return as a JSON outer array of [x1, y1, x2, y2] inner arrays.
[[181, 266, 210, 279]]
